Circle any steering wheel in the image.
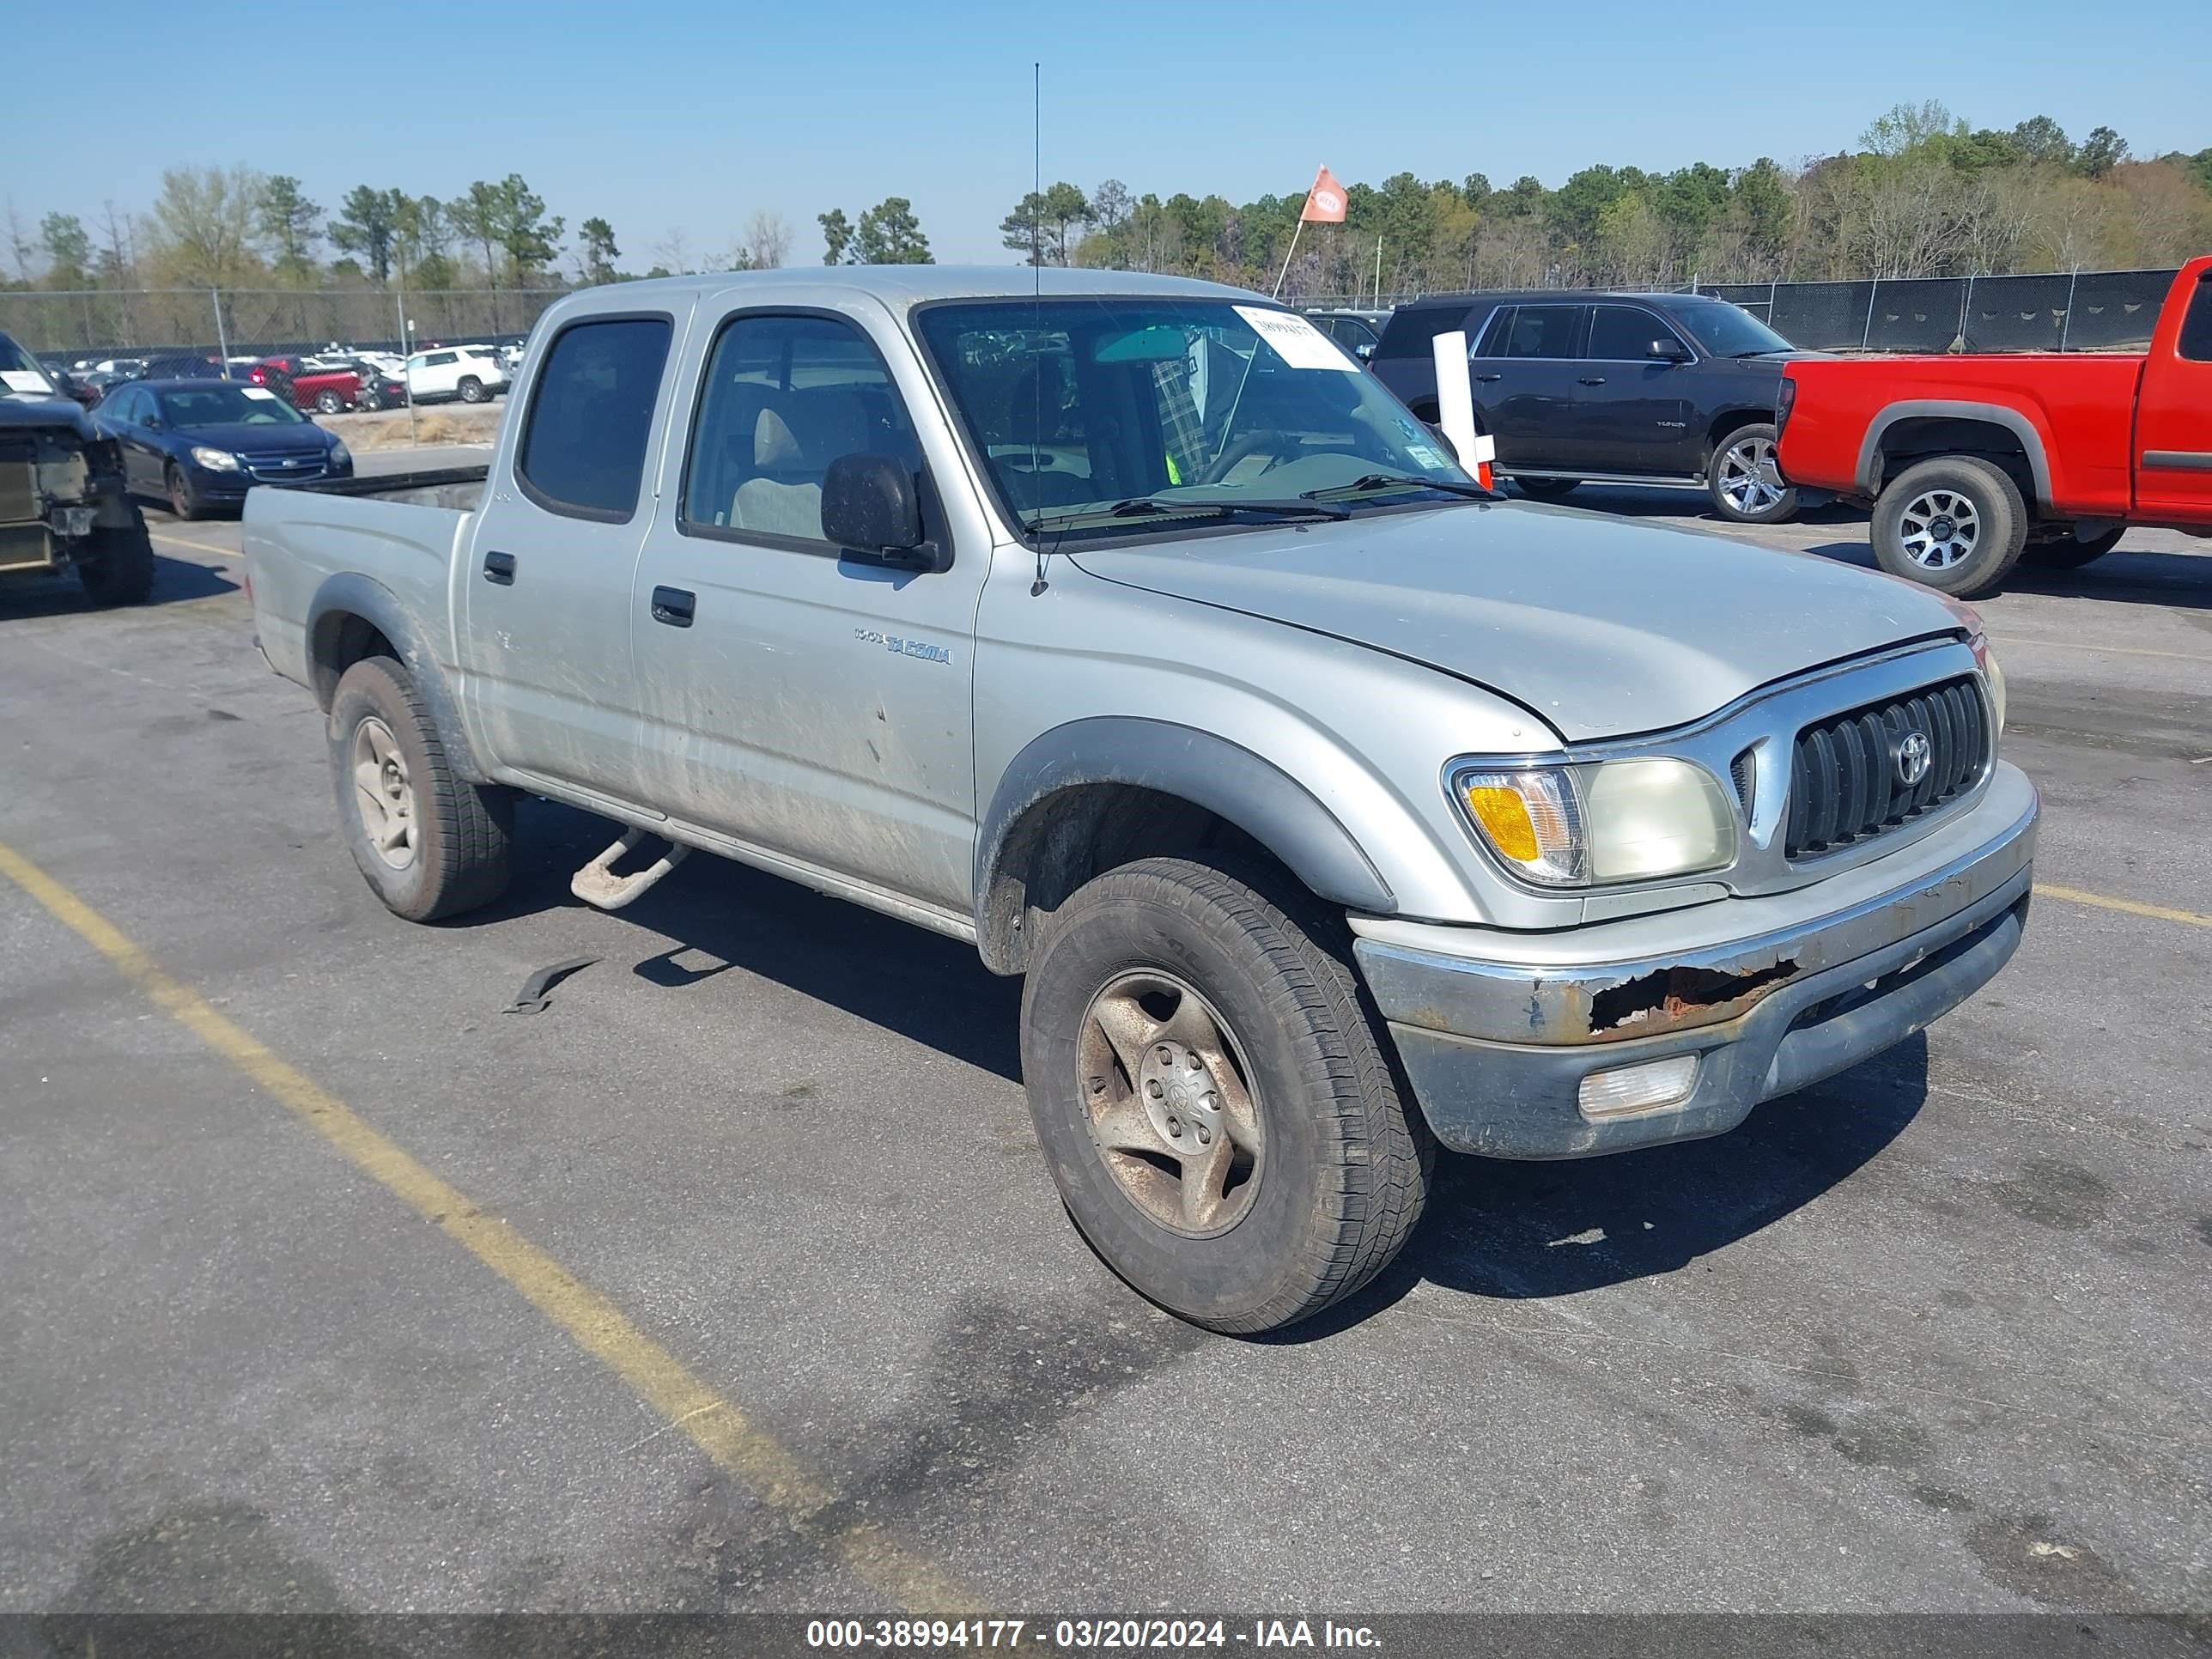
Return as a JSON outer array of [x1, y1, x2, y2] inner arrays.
[[1197, 428, 1292, 487]]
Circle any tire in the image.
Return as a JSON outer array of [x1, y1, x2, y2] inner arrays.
[[2022, 526, 2125, 571], [165, 463, 205, 522], [76, 508, 156, 606], [315, 390, 344, 414], [327, 656, 514, 922], [1514, 477, 1582, 501], [457, 376, 485, 404], [1870, 455, 2029, 598], [1019, 856, 1433, 1334], [1707, 422, 1799, 525]]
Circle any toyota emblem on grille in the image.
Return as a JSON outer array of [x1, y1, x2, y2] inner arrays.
[[1893, 730, 1933, 786]]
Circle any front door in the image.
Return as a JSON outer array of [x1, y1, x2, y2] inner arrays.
[[629, 302, 984, 911], [2135, 269, 2212, 521], [458, 307, 687, 799], [1570, 305, 1694, 474]]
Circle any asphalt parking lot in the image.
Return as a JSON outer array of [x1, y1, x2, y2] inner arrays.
[[3, 471, 2208, 1625]]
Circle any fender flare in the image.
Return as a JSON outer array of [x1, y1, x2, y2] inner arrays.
[[1856, 400, 2053, 507], [306, 570, 488, 782], [975, 718, 1395, 945]]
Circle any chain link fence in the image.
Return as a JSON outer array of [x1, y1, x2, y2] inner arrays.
[[1, 288, 570, 363]]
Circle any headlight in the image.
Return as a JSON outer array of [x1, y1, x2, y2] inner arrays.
[[189, 446, 240, 471], [1453, 757, 1736, 887], [329, 441, 352, 467], [1968, 633, 2005, 736]]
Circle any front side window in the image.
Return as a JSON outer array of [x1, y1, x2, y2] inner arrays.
[[682, 312, 924, 545], [1587, 307, 1680, 361], [915, 297, 1479, 540], [1503, 306, 1583, 359], [2179, 274, 2212, 363], [0, 332, 55, 392], [515, 315, 672, 520]]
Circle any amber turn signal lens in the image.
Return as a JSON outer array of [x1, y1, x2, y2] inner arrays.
[[1463, 786, 1540, 861]]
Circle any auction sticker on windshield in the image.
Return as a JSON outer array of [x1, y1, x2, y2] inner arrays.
[[2, 370, 51, 392], [242, 387, 278, 400], [1232, 307, 1358, 372]]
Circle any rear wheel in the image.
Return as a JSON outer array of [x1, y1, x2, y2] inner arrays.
[[315, 390, 344, 414], [327, 656, 514, 922], [457, 375, 485, 404], [1514, 477, 1582, 501], [2022, 526, 2125, 571], [76, 508, 156, 606], [1019, 857, 1433, 1334], [1708, 422, 1798, 524], [1870, 455, 2028, 598]]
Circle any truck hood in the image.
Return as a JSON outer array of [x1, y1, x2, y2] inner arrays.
[[1066, 502, 1961, 742]]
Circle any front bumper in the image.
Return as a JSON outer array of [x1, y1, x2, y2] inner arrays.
[[1354, 762, 2038, 1158]]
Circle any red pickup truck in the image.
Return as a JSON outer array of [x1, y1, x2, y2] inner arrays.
[[1776, 255, 2212, 596], [245, 355, 365, 416]]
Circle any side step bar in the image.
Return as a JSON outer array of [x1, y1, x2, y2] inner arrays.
[[571, 828, 690, 911]]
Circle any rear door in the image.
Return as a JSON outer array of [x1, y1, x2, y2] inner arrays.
[[1479, 303, 1587, 471], [1570, 305, 1694, 474], [459, 306, 688, 799], [2135, 267, 2212, 521]]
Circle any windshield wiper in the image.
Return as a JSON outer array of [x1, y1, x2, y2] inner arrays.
[[1024, 495, 1350, 532], [1301, 472, 1497, 501]]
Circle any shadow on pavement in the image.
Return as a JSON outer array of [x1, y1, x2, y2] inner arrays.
[[0, 553, 239, 620]]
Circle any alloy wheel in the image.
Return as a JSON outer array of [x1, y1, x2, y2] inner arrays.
[[350, 715, 418, 870], [1718, 434, 1784, 514], [1898, 489, 1981, 570], [1074, 970, 1264, 1237]]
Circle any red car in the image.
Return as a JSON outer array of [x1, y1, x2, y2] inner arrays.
[[245, 355, 365, 415], [1775, 254, 2212, 596]]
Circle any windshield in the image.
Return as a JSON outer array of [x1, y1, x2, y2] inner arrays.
[[1672, 301, 1793, 357], [914, 297, 1475, 539], [157, 385, 311, 428], [0, 333, 56, 392]]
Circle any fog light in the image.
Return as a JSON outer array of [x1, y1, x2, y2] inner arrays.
[[1577, 1054, 1699, 1120]]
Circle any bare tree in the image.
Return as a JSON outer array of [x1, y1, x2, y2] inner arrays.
[[739, 210, 793, 270], [651, 228, 694, 276], [3, 198, 34, 281], [145, 166, 267, 288]]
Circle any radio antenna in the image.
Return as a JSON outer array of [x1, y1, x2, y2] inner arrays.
[[1030, 58, 1051, 595]]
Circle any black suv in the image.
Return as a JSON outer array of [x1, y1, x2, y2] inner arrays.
[[1369, 291, 1802, 524]]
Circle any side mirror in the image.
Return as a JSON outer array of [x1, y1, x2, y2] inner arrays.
[[143, 414, 161, 430], [1649, 337, 1692, 363], [822, 453, 945, 571], [1353, 342, 1376, 362]]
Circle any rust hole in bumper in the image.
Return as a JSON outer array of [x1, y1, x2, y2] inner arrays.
[[1588, 958, 1799, 1036]]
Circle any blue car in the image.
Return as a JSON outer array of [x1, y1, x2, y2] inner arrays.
[[94, 378, 352, 520]]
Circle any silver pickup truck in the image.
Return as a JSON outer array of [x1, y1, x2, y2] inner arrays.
[[245, 268, 2036, 1334]]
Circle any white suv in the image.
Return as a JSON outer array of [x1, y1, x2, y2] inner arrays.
[[404, 344, 509, 404]]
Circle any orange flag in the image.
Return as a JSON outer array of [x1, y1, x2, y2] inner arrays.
[[1301, 166, 1347, 224]]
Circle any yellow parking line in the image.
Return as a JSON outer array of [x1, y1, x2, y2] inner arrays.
[[148, 530, 238, 559], [0, 839, 969, 1613], [1990, 635, 2212, 666], [2036, 882, 2212, 930]]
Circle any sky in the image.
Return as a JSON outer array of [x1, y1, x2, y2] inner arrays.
[[7, 0, 2209, 272]]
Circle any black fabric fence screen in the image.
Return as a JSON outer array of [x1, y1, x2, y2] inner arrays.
[[1698, 268, 2179, 353]]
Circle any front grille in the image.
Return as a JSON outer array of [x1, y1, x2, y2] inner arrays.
[[240, 451, 327, 482], [1784, 675, 1988, 859]]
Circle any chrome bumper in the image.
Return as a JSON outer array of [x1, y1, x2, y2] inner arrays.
[[1354, 762, 2038, 1158]]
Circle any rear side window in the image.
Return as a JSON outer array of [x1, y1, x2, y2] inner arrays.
[[1374, 304, 1479, 361], [2181, 274, 2212, 363], [1503, 306, 1583, 359], [515, 315, 672, 521]]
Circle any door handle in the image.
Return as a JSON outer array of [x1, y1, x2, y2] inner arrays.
[[1578, 376, 1607, 386], [650, 586, 696, 628], [1474, 372, 1503, 382], [482, 550, 516, 585]]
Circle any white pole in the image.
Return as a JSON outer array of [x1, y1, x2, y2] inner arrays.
[[211, 289, 230, 378], [1373, 236, 1383, 307], [1272, 218, 1305, 301], [1431, 329, 1481, 474]]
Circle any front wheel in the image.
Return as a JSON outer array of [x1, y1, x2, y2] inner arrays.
[[1870, 455, 2028, 598], [76, 509, 156, 606], [2022, 526, 2125, 572], [1019, 857, 1433, 1334], [327, 657, 514, 922], [1708, 423, 1798, 524], [456, 375, 485, 404], [165, 463, 205, 521], [1514, 477, 1582, 501]]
